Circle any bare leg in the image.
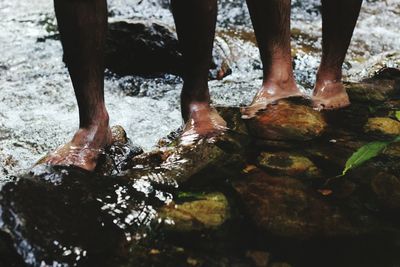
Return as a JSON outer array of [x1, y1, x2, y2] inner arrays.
[[242, 0, 303, 119], [40, 0, 112, 171], [313, 0, 362, 110], [171, 0, 227, 143]]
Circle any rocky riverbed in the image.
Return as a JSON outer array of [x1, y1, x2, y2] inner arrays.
[[1, 0, 400, 266], [1, 71, 400, 266]]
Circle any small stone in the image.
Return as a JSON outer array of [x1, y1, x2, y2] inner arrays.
[[246, 100, 327, 141], [158, 192, 230, 232], [364, 117, 400, 138], [111, 125, 128, 144], [257, 152, 320, 178]]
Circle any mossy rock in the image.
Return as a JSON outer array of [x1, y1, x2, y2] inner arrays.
[[257, 152, 320, 179], [232, 168, 387, 239], [158, 192, 230, 232], [246, 100, 327, 141], [345, 79, 399, 103], [364, 117, 400, 138]]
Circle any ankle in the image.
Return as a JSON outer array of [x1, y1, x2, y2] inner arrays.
[[316, 69, 342, 84], [262, 73, 297, 90], [80, 107, 110, 130]]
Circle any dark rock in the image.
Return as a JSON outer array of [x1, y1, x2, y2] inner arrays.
[[233, 168, 386, 239], [246, 100, 327, 141], [124, 132, 247, 185], [106, 20, 182, 76], [96, 125, 144, 176], [217, 106, 249, 136], [346, 79, 400, 103], [0, 166, 168, 266], [105, 20, 232, 79], [371, 172, 400, 210]]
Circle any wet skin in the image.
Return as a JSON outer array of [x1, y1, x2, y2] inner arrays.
[[172, 0, 362, 125], [180, 102, 227, 146], [241, 0, 362, 117], [43, 0, 361, 169], [172, 0, 228, 143], [42, 0, 111, 171], [39, 122, 112, 171], [312, 79, 350, 110]]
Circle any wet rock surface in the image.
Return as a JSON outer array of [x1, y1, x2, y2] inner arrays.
[[1, 73, 400, 266], [105, 19, 232, 79], [246, 100, 327, 141], [256, 152, 320, 178]]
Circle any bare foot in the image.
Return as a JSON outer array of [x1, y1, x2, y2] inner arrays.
[[37, 123, 112, 171], [241, 80, 303, 119], [312, 80, 350, 111], [180, 102, 228, 146]]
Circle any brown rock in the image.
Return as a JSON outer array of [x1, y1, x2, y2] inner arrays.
[[233, 168, 363, 239], [246, 100, 327, 141], [158, 192, 230, 232], [364, 117, 400, 138], [111, 125, 128, 144], [345, 79, 399, 103], [257, 152, 320, 178]]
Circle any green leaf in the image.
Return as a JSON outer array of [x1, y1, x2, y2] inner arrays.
[[396, 111, 400, 121], [342, 141, 389, 175]]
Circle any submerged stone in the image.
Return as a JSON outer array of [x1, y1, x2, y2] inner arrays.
[[371, 172, 400, 210], [364, 117, 400, 138], [246, 100, 327, 141], [256, 152, 320, 178], [233, 168, 386, 239], [158, 192, 230, 232]]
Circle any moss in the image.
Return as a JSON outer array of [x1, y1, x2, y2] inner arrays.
[[158, 192, 230, 232]]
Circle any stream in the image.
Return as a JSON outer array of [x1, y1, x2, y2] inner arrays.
[[0, 0, 400, 266]]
